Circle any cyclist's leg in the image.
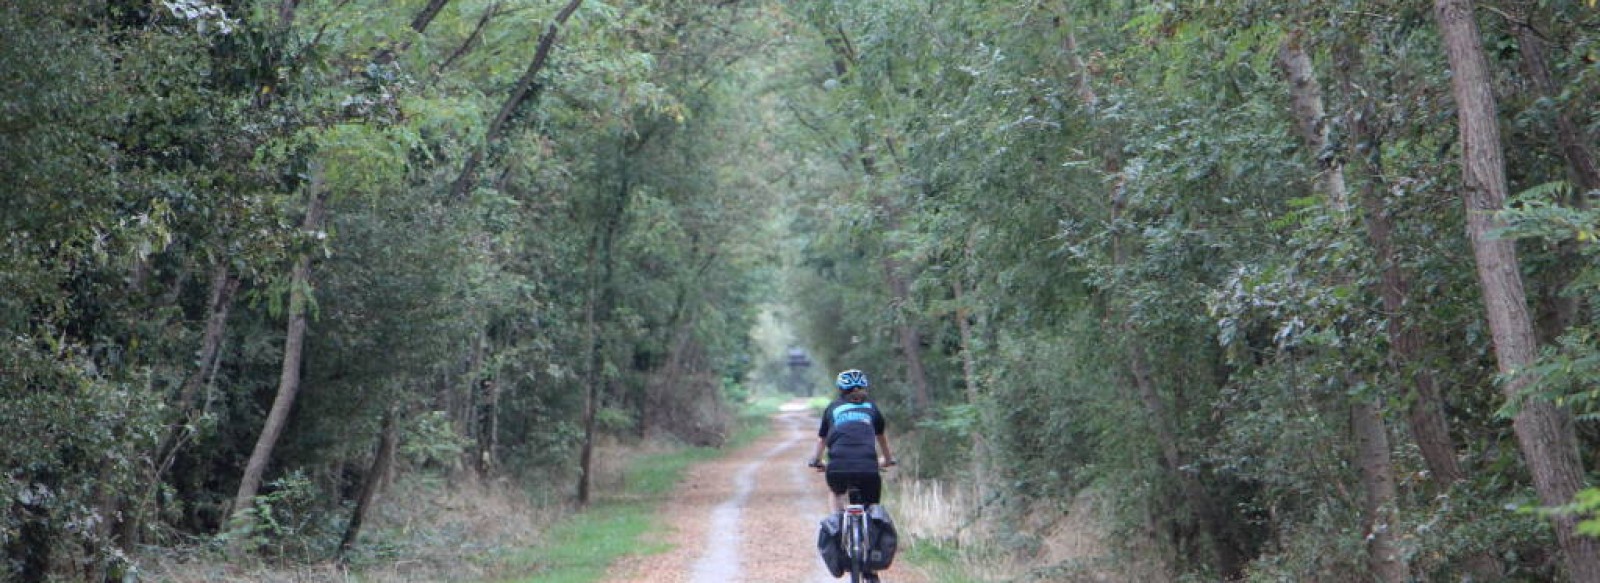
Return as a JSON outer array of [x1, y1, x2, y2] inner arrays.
[[831, 471, 878, 506], [824, 471, 850, 512], [859, 472, 883, 506]]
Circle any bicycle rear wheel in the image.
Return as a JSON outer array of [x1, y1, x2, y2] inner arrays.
[[847, 515, 865, 583]]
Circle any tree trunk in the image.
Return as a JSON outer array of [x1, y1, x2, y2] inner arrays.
[[882, 257, 932, 413], [578, 235, 601, 506], [1060, 16, 1236, 574], [1506, 1, 1596, 343], [1349, 86, 1509, 579], [1330, 39, 1514, 576], [461, 330, 486, 475], [1351, 399, 1407, 582], [227, 169, 330, 543], [573, 133, 643, 505], [1507, 2, 1600, 197], [1433, 2, 1600, 580], [1349, 115, 1467, 487], [129, 261, 240, 546], [952, 277, 980, 418], [1109, 160, 1237, 576], [150, 261, 239, 480], [1127, 339, 1240, 577], [951, 273, 992, 503], [1061, 27, 1098, 111], [1277, 37, 1406, 582], [338, 407, 398, 559], [175, 261, 240, 423], [578, 171, 628, 505], [436, 2, 501, 77], [476, 375, 499, 476], [1275, 35, 1348, 212], [278, 0, 299, 27], [805, 10, 931, 414], [409, 0, 451, 34]]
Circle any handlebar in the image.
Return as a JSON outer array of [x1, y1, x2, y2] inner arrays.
[[806, 458, 898, 470]]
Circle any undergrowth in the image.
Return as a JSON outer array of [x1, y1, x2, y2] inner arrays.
[[138, 402, 776, 583]]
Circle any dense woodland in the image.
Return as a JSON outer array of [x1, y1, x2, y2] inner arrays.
[[5, 0, 1600, 581]]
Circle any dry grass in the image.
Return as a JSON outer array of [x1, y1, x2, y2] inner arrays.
[[589, 438, 680, 502], [892, 477, 1037, 581], [891, 477, 1169, 582], [894, 478, 981, 545], [137, 438, 692, 583], [139, 473, 554, 583]]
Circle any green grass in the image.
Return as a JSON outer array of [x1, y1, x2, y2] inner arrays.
[[494, 501, 662, 583], [489, 408, 772, 583], [902, 540, 982, 583], [743, 393, 790, 416]]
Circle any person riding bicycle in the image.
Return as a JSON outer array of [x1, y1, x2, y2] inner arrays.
[[808, 369, 897, 512]]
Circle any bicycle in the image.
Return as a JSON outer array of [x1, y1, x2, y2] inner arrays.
[[840, 486, 877, 583], [811, 459, 895, 583]]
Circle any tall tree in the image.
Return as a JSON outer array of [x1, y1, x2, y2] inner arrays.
[[1505, 1, 1600, 199], [228, 170, 329, 541], [1432, 0, 1600, 579], [807, 4, 933, 413], [1276, 34, 1405, 583], [1501, 0, 1599, 346], [1334, 29, 1506, 581]]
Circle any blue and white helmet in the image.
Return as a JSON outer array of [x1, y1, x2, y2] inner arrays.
[[835, 369, 869, 391]]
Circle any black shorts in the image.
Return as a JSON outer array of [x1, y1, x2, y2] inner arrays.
[[825, 471, 882, 505]]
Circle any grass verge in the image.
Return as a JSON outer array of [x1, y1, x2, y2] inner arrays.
[[492, 499, 662, 583], [903, 541, 981, 583], [489, 405, 772, 583]]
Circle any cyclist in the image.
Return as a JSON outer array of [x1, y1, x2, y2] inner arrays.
[[808, 369, 897, 512]]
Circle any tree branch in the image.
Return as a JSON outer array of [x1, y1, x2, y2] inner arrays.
[[434, 2, 502, 80], [451, 0, 587, 199], [279, 0, 300, 27], [411, 0, 452, 34]]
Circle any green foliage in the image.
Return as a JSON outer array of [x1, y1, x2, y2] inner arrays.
[[220, 471, 337, 560], [401, 411, 472, 467], [595, 406, 637, 433], [2, 0, 787, 576], [770, 0, 1600, 579], [7, 0, 1600, 578], [1567, 488, 1600, 537]]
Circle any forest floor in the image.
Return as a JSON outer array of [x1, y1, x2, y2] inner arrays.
[[604, 403, 931, 583]]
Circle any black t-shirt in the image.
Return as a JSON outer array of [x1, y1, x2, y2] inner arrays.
[[818, 397, 886, 473]]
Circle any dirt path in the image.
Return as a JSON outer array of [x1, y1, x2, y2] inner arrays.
[[606, 404, 929, 583]]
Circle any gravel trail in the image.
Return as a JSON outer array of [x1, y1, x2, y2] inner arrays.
[[606, 405, 927, 583]]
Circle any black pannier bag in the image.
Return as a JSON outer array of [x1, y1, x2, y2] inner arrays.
[[865, 504, 899, 571], [817, 513, 847, 577]]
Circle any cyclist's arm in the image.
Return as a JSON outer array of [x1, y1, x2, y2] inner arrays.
[[872, 408, 895, 466], [811, 406, 831, 467]]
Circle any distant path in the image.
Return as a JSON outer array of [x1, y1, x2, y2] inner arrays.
[[606, 404, 928, 583]]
